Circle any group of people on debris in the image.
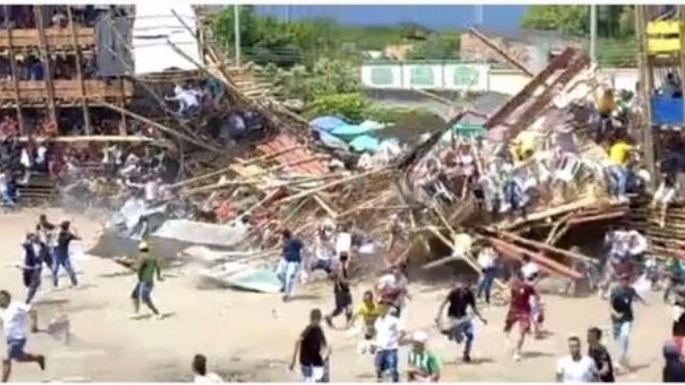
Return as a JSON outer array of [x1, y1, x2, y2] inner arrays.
[[409, 83, 685, 225]]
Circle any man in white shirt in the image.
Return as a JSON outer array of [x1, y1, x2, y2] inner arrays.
[[0, 290, 45, 382], [373, 302, 405, 382], [311, 230, 334, 275], [521, 255, 540, 283], [335, 224, 353, 270], [626, 230, 648, 260], [556, 335, 597, 383], [476, 244, 498, 304]]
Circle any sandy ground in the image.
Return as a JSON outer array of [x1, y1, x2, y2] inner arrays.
[[0, 207, 675, 382]]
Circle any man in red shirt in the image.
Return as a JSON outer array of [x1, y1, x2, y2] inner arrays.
[[504, 272, 540, 361]]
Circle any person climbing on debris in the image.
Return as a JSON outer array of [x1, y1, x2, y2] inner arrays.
[[0, 290, 45, 382], [504, 271, 540, 361], [434, 278, 487, 363], [651, 170, 680, 228], [130, 241, 164, 320], [277, 229, 303, 302], [52, 220, 79, 288], [605, 132, 634, 203]]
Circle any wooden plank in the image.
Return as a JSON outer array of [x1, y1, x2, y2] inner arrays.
[[468, 28, 534, 77], [508, 54, 590, 140], [485, 47, 577, 129], [102, 102, 221, 154]]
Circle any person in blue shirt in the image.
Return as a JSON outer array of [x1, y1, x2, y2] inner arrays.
[[276, 229, 303, 302]]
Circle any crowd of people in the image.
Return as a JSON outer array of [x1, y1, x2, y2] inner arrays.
[[271, 214, 685, 383]]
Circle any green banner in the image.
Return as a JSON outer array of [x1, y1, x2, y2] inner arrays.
[[452, 65, 479, 88], [410, 66, 435, 87], [370, 67, 394, 86]]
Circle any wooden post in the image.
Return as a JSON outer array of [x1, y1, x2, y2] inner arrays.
[[66, 7, 91, 134], [34, 6, 58, 131], [4, 6, 24, 134], [635, 5, 656, 183]]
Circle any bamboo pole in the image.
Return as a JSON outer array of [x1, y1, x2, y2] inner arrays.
[[495, 230, 595, 263], [4, 9, 24, 134], [66, 7, 91, 134], [34, 6, 58, 129], [102, 102, 220, 153], [278, 168, 390, 204]]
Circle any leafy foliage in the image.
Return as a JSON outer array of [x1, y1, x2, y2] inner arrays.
[[521, 5, 635, 39], [265, 58, 360, 102], [405, 35, 461, 60], [521, 5, 590, 37]]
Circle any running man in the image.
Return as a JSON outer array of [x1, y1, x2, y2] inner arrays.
[[373, 301, 404, 382], [289, 309, 329, 383], [587, 327, 615, 382], [556, 335, 597, 382], [21, 233, 49, 304], [52, 221, 79, 288], [406, 331, 441, 382], [276, 229, 304, 302], [347, 290, 379, 354], [0, 290, 45, 382], [131, 241, 164, 319], [609, 273, 645, 370], [435, 279, 487, 363], [504, 272, 540, 361], [325, 266, 352, 328]]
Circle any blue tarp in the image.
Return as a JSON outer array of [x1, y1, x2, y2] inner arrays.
[[349, 135, 380, 152], [651, 95, 684, 125], [309, 116, 347, 132]]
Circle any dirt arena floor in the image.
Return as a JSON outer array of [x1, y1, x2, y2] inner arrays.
[[0, 208, 674, 381]]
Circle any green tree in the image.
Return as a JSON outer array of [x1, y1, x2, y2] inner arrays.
[[521, 5, 635, 39], [405, 35, 460, 60], [521, 5, 590, 37]]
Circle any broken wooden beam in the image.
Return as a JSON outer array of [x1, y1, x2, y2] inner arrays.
[[102, 102, 221, 154], [486, 47, 577, 128], [468, 27, 534, 77]]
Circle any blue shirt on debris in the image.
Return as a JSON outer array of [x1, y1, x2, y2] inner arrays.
[[282, 237, 303, 263]]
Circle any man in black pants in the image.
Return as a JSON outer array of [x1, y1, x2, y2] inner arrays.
[[290, 309, 329, 382], [325, 266, 352, 328]]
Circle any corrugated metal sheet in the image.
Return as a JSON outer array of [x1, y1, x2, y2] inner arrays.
[[132, 3, 201, 75]]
